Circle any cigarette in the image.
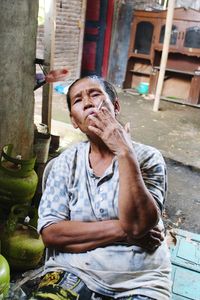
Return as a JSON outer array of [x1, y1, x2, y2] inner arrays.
[[97, 100, 104, 110]]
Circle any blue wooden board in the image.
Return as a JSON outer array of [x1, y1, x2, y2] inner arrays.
[[170, 229, 200, 300]]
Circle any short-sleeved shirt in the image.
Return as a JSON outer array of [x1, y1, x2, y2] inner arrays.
[[38, 141, 171, 299]]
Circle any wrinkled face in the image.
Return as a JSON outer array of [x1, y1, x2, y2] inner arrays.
[[69, 77, 119, 134]]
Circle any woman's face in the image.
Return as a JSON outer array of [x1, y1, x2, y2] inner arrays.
[[69, 77, 119, 134]]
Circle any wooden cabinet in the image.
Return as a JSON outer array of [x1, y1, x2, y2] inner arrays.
[[124, 8, 200, 105], [129, 16, 157, 62], [124, 12, 159, 89], [182, 22, 200, 56], [155, 21, 200, 56], [155, 20, 182, 52]]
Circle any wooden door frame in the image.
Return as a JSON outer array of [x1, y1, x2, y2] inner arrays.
[[102, 0, 114, 77], [81, 0, 114, 77]]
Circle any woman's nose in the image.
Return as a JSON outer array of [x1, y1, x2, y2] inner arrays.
[[83, 95, 94, 109]]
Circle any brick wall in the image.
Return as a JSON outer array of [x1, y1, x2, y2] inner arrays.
[[36, 0, 86, 80]]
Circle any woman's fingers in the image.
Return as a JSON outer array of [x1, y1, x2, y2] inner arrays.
[[124, 122, 131, 135], [127, 226, 165, 252], [149, 229, 164, 241], [88, 125, 102, 136], [88, 114, 104, 130], [88, 107, 113, 129], [143, 229, 165, 252]]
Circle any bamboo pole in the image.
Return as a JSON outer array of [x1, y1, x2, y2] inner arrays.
[[42, 0, 56, 130], [163, 0, 168, 10], [153, 0, 175, 112], [77, 0, 87, 78]]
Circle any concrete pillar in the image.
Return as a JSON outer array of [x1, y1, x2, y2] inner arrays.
[[0, 0, 39, 158]]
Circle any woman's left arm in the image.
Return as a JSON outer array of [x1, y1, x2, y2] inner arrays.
[[88, 107, 165, 239], [117, 149, 160, 239]]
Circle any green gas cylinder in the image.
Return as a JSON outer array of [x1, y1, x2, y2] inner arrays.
[[0, 144, 38, 215], [1, 225, 44, 271], [1, 205, 44, 271], [0, 253, 10, 299]]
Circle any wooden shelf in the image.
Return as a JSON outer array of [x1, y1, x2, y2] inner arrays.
[[153, 66, 195, 76], [128, 53, 152, 61], [129, 70, 151, 76], [124, 8, 200, 105]]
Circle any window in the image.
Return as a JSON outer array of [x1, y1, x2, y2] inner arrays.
[[134, 21, 154, 55], [184, 26, 200, 49], [159, 25, 178, 45]]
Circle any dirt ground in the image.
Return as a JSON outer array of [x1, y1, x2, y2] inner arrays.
[[165, 158, 200, 234]]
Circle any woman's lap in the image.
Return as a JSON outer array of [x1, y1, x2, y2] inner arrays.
[[28, 271, 155, 300]]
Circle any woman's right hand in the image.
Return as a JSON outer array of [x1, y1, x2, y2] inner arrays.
[[126, 225, 165, 252]]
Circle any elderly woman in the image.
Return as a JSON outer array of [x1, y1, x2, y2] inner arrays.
[[30, 76, 171, 300]]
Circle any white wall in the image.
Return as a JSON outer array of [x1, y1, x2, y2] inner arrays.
[[176, 0, 200, 10]]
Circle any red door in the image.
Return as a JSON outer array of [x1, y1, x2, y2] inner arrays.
[[81, 0, 114, 78]]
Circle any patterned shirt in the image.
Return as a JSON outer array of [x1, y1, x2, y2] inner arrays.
[[38, 141, 171, 299]]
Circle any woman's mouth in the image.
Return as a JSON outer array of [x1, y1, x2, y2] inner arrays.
[[85, 110, 96, 120]]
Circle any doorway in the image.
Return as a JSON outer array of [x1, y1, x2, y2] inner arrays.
[[81, 0, 114, 78]]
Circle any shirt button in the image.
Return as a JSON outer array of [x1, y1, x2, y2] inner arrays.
[[100, 208, 104, 213]]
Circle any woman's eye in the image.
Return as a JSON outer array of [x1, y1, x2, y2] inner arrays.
[[74, 98, 81, 104], [91, 92, 100, 98]]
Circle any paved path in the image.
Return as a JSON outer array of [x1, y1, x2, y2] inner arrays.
[[119, 91, 200, 171]]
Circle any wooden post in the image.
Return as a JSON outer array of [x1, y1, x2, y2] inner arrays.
[[0, 0, 38, 158], [42, 0, 56, 131], [153, 0, 175, 112], [163, 0, 168, 10], [188, 74, 200, 105], [76, 0, 87, 78]]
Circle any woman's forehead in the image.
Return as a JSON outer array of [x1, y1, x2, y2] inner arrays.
[[70, 77, 104, 96]]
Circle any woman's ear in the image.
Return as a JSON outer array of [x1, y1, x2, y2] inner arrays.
[[114, 99, 120, 115], [70, 114, 79, 129]]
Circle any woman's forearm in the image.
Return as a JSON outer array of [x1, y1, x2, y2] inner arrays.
[[41, 219, 127, 252], [118, 149, 159, 238]]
